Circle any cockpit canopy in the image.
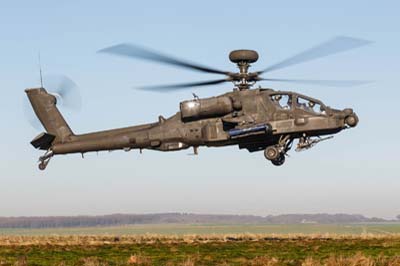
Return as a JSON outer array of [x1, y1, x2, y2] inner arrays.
[[269, 92, 328, 115]]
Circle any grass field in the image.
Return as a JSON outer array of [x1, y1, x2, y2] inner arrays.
[[1, 224, 400, 265], [1, 223, 400, 236]]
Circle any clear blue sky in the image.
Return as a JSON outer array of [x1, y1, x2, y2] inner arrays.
[[0, 0, 399, 218]]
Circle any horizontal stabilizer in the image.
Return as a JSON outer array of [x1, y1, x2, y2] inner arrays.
[[31, 132, 56, 150]]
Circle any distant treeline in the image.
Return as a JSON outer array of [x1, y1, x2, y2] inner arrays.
[[0, 213, 392, 228]]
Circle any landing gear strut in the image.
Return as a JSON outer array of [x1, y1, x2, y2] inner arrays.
[[38, 150, 53, 170], [264, 135, 293, 166]]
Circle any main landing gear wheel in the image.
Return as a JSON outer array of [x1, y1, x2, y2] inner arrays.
[[264, 146, 280, 161], [264, 138, 291, 166], [271, 154, 285, 166]]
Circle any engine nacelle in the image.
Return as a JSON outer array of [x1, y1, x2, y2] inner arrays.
[[180, 96, 238, 121]]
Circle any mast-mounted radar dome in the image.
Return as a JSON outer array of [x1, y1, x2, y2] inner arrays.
[[229, 50, 259, 64]]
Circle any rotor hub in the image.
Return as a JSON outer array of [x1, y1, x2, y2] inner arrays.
[[228, 50, 260, 90]]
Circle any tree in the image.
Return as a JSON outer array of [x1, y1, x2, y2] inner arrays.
[[397, 214, 400, 220]]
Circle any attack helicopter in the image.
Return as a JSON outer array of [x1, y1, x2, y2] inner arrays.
[[26, 36, 370, 170]]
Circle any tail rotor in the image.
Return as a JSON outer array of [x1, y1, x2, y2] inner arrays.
[[24, 74, 82, 131]]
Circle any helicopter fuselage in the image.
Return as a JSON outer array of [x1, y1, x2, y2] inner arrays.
[[26, 87, 358, 169]]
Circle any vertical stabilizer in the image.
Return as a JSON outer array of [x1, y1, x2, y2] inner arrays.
[[25, 88, 74, 144]]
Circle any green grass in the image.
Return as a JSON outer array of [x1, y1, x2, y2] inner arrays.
[[1, 223, 400, 236], [1, 224, 400, 265], [0, 237, 400, 265]]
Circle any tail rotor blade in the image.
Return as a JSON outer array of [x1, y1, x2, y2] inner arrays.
[[23, 97, 43, 131], [45, 74, 82, 110]]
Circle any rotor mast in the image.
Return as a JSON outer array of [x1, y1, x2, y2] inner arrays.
[[229, 49, 259, 90]]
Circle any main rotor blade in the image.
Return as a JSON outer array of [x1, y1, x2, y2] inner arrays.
[[259, 36, 372, 74], [261, 78, 372, 87], [137, 79, 230, 92], [98, 43, 230, 75]]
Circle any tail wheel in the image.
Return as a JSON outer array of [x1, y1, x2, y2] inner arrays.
[[37, 150, 53, 171], [271, 154, 285, 166], [264, 146, 280, 161], [38, 162, 47, 171]]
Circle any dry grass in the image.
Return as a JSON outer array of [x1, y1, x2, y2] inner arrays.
[[301, 253, 400, 266], [0, 233, 399, 246], [127, 254, 152, 265], [46, 254, 400, 266]]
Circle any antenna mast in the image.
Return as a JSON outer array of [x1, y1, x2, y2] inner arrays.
[[38, 52, 43, 88]]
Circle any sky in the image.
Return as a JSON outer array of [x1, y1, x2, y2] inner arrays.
[[0, 0, 399, 219]]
